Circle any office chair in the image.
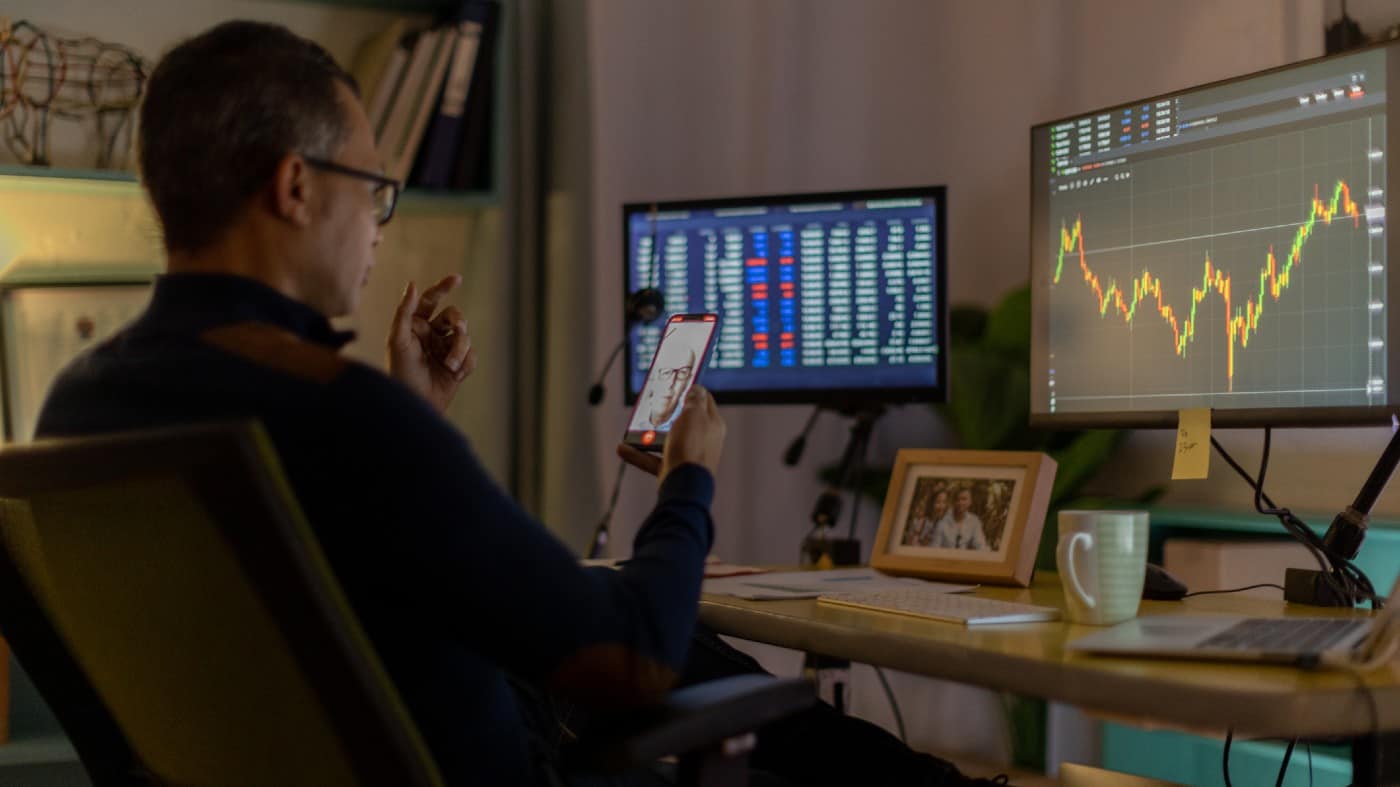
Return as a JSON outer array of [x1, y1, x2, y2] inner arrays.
[[0, 421, 812, 786]]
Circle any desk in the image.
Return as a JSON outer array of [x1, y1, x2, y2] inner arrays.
[[699, 573, 1400, 784]]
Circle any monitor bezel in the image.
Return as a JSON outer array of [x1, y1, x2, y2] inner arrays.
[[1027, 39, 1400, 430], [622, 185, 949, 407]]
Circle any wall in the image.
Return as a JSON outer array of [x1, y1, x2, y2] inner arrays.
[[569, 0, 1329, 767]]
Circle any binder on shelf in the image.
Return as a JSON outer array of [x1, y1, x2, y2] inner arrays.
[[412, 3, 489, 189], [450, 0, 500, 191]]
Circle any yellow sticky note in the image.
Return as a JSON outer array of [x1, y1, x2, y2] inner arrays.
[[1171, 408, 1211, 480]]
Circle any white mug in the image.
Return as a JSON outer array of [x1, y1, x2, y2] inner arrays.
[[1056, 510, 1149, 625]]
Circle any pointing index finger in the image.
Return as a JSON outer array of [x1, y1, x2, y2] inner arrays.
[[414, 274, 461, 321]]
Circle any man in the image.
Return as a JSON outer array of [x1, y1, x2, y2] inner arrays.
[[643, 343, 697, 429], [635, 319, 710, 431], [38, 22, 999, 786], [932, 488, 989, 551]]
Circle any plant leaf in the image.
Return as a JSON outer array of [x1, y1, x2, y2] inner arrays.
[[1048, 429, 1123, 506], [984, 286, 1031, 358], [945, 349, 1028, 450]]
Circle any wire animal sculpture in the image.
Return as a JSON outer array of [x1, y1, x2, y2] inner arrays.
[[0, 18, 146, 169]]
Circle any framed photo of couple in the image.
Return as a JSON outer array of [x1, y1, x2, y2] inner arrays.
[[871, 449, 1057, 587]]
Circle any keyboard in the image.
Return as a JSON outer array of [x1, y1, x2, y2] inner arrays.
[[1198, 618, 1369, 654], [817, 587, 1060, 625]]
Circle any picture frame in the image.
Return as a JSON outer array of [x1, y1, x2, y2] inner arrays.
[[871, 449, 1057, 587], [0, 280, 153, 442]]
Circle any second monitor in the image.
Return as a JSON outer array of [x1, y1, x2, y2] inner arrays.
[[623, 187, 948, 406]]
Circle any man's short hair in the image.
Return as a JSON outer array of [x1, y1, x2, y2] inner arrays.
[[138, 21, 359, 253]]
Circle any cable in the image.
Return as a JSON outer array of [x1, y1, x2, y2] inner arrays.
[[1211, 434, 1347, 599], [1276, 738, 1296, 787], [586, 460, 628, 560], [1348, 667, 1382, 783], [1223, 728, 1235, 787], [1306, 743, 1313, 787], [872, 666, 907, 744], [586, 339, 626, 405], [1183, 583, 1285, 598], [1210, 433, 1383, 609]]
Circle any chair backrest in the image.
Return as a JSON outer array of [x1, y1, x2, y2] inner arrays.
[[0, 422, 443, 787]]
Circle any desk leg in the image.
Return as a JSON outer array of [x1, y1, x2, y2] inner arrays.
[[802, 653, 850, 715], [1352, 732, 1400, 786]]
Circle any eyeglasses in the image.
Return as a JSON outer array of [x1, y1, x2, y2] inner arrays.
[[303, 156, 401, 225], [655, 366, 693, 385]]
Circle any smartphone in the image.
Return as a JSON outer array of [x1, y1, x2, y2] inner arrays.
[[624, 313, 720, 451]]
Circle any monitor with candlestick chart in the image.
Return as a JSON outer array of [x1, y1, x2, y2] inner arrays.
[[1029, 41, 1400, 427]]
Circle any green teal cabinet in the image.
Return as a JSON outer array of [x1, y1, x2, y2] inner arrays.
[[1099, 507, 1400, 786]]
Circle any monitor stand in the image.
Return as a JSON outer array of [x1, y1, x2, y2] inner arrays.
[[1285, 422, 1400, 606], [798, 403, 886, 714], [800, 403, 885, 569]]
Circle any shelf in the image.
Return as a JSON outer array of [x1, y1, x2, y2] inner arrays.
[[0, 166, 136, 184], [0, 733, 78, 767], [277, 0, 461, 12], [0, 166, 499, 210]]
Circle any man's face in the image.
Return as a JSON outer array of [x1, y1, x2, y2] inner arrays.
[[302, 82, 384, 318], [954, 490, 972, 516], [649, 345, 697, 426]]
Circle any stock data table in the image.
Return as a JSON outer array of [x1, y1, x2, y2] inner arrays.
[[625, 197, 943, 397]]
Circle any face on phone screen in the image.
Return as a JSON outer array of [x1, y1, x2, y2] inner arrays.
[[625, 314, 718, 450]]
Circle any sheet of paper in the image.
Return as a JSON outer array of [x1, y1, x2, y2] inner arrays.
[[1171, 407, 1211, 480], [581, 557, 769, 578], [703, 567, 975, 600], [703, 562, 769, 578]]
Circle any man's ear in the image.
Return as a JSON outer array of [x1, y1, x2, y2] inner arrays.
[[270, 153, 314, 227]]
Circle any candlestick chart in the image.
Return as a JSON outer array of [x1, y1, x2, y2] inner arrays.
[[1045, 116, 1383, 412], [1055, 180, 1361, 392]]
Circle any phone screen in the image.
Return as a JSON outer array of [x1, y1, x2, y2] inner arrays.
[[624, 313, 719, 451]]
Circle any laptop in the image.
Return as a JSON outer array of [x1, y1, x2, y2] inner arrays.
[[1067, 574, 1400, 668]]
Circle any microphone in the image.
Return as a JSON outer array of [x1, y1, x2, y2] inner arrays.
[[588, 340, 626, 405], [587, 287, 666, 406], [783, 406, 823, 466]]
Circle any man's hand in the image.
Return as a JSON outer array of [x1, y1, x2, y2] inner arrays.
[[388, 275, 477, 413], [617, 386, 725, 483]]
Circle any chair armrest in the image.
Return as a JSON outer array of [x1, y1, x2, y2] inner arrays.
[[562, 675, 816, 774]]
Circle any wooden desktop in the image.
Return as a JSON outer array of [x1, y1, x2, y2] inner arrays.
[[699, 572, 1400, 784]]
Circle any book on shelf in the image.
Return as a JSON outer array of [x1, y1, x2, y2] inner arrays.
[[349, 17, 408, 127], [412, 2, 490, 189], [361, 0, 500, 192], [448, 0, 500, 191], [375, 28, 445, 182], [366, 42, 409, 139]]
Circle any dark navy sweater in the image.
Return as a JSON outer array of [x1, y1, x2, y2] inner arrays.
[[36, 273, 715, 785]]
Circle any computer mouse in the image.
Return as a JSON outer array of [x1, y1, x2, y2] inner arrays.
[[1142, 563, 1188, 601]]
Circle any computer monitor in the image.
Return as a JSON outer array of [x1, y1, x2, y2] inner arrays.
[[622, 187, 948, 406], [1030, 41, 1400, 428]]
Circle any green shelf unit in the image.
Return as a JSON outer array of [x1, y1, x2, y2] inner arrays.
[[1104, 726, 1351, 787], [1144, 505, 1400, 592], [0, 0, 510, 205]]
